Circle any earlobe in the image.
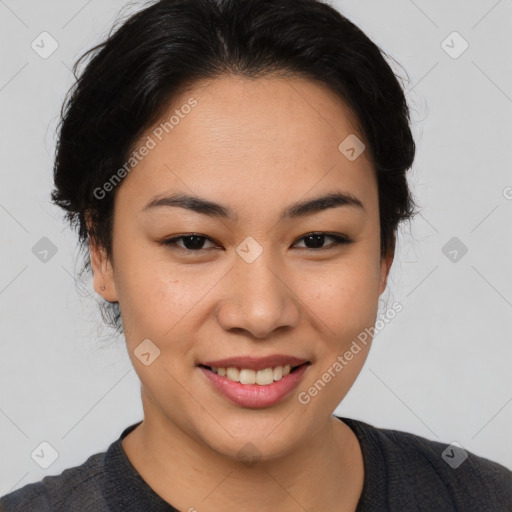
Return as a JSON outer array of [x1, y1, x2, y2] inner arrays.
[[89, 237, 118, 302], [378, 249, 394, 296]]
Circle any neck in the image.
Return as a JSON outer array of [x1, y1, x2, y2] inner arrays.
[[122, 400, 364, 512]]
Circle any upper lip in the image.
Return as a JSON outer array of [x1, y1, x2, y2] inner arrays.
[[199, 355, 310, 371]]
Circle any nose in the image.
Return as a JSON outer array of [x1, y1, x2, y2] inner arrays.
[[215, 248, 301, 339]]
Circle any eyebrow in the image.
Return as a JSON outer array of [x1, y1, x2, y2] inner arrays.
[[140, 190, 364, 221]]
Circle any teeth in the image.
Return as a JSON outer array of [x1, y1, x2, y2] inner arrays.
[[208, 364, 296, 385], [256, 368, 274, 385], [226, 367, 239, 381], [239, 369, 256, 384]]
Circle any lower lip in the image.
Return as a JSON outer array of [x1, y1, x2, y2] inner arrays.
[[198, 364, 310, 409]]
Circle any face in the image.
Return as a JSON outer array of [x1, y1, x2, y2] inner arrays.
[[91, 74, 393, 460]]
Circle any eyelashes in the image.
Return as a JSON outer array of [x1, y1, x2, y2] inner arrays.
[[160, 232, 353, 254], [293, 233, 353, 250]]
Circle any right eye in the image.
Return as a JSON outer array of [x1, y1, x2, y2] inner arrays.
[[160, 234, 219, 252]]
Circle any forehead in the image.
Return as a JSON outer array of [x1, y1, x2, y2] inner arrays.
[[163, 73, 364, 160], [118, 74, 377, 217]]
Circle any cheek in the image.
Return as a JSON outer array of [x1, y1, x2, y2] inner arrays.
[[301, 254, 381, 337], [113, 245, 225, 354], [295, 257, 380, 410]]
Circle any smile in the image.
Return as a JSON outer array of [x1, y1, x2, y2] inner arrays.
[[202, 364, 297, 385], [198, 362, 311, 408]]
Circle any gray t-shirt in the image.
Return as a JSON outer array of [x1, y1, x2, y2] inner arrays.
[[1, 416, 511, 511]]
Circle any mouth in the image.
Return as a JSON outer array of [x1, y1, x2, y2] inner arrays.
[[197, 362, 310, 385], [197, 359, 312, 409]]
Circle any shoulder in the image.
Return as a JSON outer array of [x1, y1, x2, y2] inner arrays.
[[383, 425, 511, 485], [0, 451, 107, 512], [341, 416, 512, 510]]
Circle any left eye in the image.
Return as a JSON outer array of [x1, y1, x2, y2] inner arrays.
[[293, 233, 353, 250], [161, 232, 352, 252]]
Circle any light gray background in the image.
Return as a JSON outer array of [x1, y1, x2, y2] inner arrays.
[[1, 0, 511, 495]]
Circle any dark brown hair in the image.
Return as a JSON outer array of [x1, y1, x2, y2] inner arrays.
[[52, 0, 418, 333]]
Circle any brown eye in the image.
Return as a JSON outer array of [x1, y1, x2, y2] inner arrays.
[[293, 233, 353, 250], [161, 232, 353, 254], [162, 234, 217, 252]]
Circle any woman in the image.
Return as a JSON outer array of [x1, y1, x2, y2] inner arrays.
[[1, 0, 510, 510]]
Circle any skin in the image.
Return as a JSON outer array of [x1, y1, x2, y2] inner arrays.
[[90, 74, 394, 512]]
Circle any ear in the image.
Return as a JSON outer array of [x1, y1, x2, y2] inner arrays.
[[378, 239, 395, 296], [86, 214, 118, 302], [89, 236, 118, 302]]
